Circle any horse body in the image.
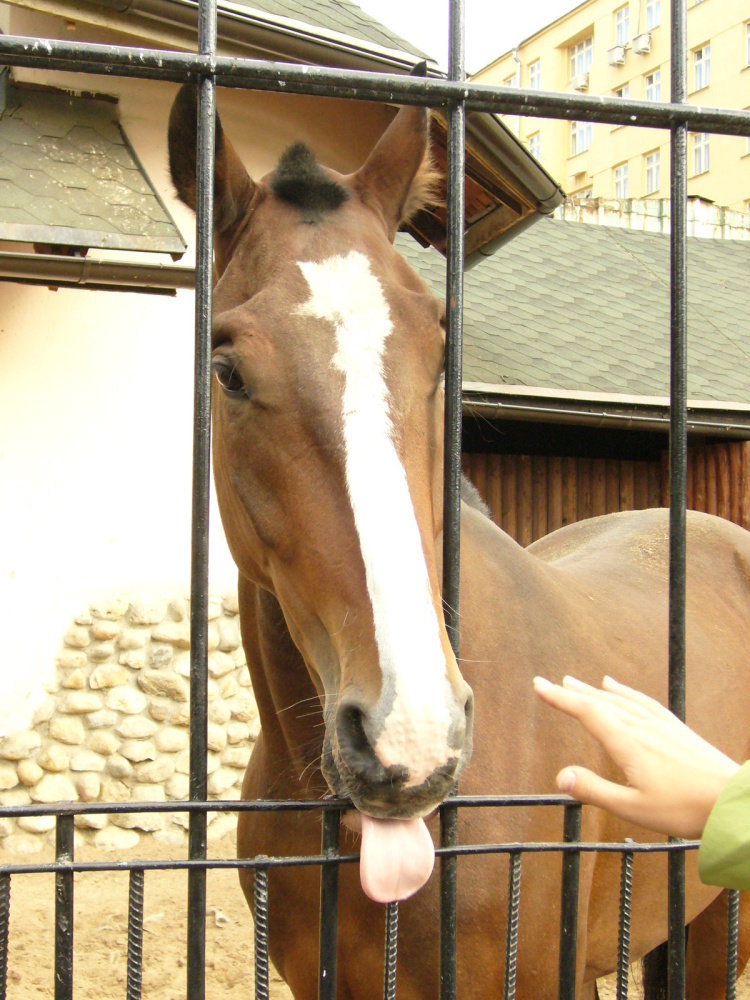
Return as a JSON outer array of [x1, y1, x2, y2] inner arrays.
[[237, 503, 750, 997], [167, 86, 750, 997]]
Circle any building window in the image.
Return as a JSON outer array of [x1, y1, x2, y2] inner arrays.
[[693, 133, 710, 175], [614, 163, 629, 198], [693, 45, 710, 90], [504, 72, 519, 88], [615, 6, 629, 46], [528, 132, 541, 159], [570, 38, 593, 79], [570, 120, 592, 155], [614, 84, 630, 98], [746, 23, 750, 66], [645, 70, 661, 101], [529, 60, 541, 89], [646, 0, 660, 30], [645, 150, 660, 194]]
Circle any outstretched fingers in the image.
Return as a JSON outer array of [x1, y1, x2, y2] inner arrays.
[[555, 765, 642, 823], [534, 673, 740, 838]]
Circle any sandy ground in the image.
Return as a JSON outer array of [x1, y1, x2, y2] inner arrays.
[[2, 833, 292, 1000], [2, 833, 747, 999]]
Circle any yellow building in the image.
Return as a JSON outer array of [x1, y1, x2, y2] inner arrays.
[[473, 0, 750, 211]]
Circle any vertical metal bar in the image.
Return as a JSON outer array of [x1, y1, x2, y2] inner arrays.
[[441, 0, 466, 645], [54, 814, 74, 1000], [503, 852, 522, 1000], [726, 890, 740, 1000], [668, 1, 688, 997], [318, 809, 340, 1000], [254, 867, 270, 1000], [0, 872, 9, 1000], [558, 803, 581, 1000], [439, 803, 459, 1000], [383, 902, 399, 1000], [126, 868, 145, 1000], [440, 3, 465, 998], [615, 847, 634, 1000], [187, 0, 217, 994]]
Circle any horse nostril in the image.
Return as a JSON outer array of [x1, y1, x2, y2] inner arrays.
[[449, 684, 474, 751], [336, 700, 391, 786], [337, 701, 367, 753], [464, 688, 474, 729]]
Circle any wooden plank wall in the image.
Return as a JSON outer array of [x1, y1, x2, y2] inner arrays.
[[462, 441, 750, 546], [661, 441, 750, 529]]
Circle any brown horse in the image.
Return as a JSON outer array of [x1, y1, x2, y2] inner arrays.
[[168, 85, 750, 998]]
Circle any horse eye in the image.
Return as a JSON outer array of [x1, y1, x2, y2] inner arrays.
[[212, 357, 249, 399]]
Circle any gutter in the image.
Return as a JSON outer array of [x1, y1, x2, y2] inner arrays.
[[463, 385, 750, 440], [0, 251, 195, 295]]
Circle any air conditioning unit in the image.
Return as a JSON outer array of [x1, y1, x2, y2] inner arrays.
[[607, 45, 626, 65], [632, 32, 651, 54], [572, 72, 590, 91]]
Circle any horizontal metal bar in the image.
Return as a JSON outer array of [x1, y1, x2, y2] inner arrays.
[[1, 34, 749, 135], [0, 793, 595, 820], [0, 839, 700, 878]]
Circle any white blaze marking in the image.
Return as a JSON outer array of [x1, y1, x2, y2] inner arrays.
[[296, 251, 454, 786]]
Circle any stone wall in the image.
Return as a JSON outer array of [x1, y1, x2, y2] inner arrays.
[[0, 593, 259, 854]]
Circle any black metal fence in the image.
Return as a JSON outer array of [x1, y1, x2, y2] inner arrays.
[[1, 1, 749, 998]]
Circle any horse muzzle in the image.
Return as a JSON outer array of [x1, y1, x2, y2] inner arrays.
[[323, 685, 474, 818]]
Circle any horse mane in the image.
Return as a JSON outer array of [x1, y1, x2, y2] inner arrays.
[[460, 476, 491, 519], [400, 146, 441, 224], [271, 142, 349, 214]]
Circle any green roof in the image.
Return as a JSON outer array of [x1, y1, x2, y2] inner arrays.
[[0, 86, 186, 256], [399, 219, 750, 405]]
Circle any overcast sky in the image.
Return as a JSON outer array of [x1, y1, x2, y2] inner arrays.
[[356, 0, 580, 73]]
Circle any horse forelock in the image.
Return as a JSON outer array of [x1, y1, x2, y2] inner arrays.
[[271, 142, 349, 215]]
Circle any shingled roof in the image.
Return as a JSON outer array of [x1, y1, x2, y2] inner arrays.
[[224, 0, 431, 60], [398, 219, 750, 408], [0, 85, 186, 256]]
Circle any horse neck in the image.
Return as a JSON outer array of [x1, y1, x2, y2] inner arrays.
[[237, 575, 327, 798]]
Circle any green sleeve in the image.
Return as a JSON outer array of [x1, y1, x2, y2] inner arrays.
[[698, 760, 750, 890]]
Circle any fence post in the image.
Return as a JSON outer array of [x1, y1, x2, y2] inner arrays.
[[187, 0, 217, 993], [54, 813, 74, 1000], [440, 2, 466, 997], [558, 803, 582, 1000], [668, 0, 688, 994], [319, 809, 341, 999]]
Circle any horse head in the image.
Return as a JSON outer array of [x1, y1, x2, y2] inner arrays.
[[168, 86, 474, 835]]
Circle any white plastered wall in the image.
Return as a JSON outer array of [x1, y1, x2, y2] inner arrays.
[[0, 4, 393, 734]]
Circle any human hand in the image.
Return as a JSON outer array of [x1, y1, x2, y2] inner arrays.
[[532, 675, 740, 839]]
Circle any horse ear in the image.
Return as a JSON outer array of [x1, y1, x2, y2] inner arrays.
[[168, 84, 257, 238], [353, 105, 437, 242]]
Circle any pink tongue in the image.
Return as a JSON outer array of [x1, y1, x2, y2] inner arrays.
[[359, 815, 435, 904]]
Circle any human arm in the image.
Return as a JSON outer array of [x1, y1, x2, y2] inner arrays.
[[699, 760, 750, 889], [532, 674, 740, 839]]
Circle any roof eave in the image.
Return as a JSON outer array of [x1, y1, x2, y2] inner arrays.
[[463, 383, 750, 439], [47, 0, 439, 71]]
